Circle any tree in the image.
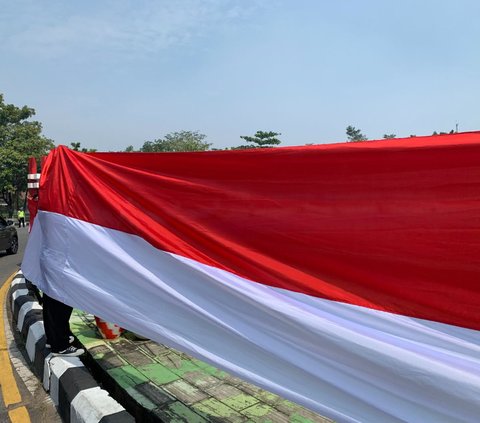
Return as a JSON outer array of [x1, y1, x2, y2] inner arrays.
[[233, 131, 282, 149], [69, 142, 96, 153], [140, 131, 211, 152], [383, 134, 396, 139], [0, 94, 54, 217], [432, 129, 456, 136], [124, 145, 135, 152], [346, 126, 367, 142]]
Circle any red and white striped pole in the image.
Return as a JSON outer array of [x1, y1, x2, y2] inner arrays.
[[27, 157, 40, 232]]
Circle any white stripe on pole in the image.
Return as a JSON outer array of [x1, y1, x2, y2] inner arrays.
[[27, 182, 40, 188], [27, 173, 41, 179]]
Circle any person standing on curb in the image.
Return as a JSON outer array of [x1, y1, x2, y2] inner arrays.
[[43, 293, 85, 357], [26, 157, 84, 357]]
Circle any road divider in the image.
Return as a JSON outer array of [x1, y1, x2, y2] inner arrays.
[[8, 271, 134, 423]]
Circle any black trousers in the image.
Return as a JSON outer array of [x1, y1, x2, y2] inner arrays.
[[42, 294, 73, 352]]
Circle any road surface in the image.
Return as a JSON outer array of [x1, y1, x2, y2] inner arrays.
[[0, 225, 60, 423]]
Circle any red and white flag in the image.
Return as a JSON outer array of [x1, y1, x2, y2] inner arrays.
[[23, 133, 480, 422]]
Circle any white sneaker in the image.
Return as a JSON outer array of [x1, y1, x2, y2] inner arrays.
[[46, 335, 75, 349], [52, 346, 85, 357]]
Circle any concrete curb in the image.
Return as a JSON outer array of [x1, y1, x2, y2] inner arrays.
[[9, 271, 135, 423]]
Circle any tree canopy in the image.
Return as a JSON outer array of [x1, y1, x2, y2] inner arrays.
[[346, 126, 368, 142], [0, 94, 54, 216], [140, 131, 211, 152], [432, 130, 455, 135], [70, 141, 97, 152], [233, 131, 282, 149]]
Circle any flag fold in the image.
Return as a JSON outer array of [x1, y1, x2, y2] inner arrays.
[[23, 132, 480, 422]]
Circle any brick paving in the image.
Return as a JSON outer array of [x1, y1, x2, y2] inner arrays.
[[70, 310, 333, 423]]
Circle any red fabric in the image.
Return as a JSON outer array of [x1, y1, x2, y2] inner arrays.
[[39, 132, 480, 330]]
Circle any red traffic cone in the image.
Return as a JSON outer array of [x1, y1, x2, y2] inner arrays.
[[94, 316, 124, 340]]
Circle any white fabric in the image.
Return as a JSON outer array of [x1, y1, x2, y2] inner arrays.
[[22, 211, 480, 423]]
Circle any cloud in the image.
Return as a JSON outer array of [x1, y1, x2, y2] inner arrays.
[[1, 0, 264, 59]]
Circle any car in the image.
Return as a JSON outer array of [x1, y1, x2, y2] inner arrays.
[[0, 216, 18, 254]]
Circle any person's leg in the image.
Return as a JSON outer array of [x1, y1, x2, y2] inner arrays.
[[42, 294, 74, 352]]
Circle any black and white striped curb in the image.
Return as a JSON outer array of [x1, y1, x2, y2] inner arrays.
[[9, 271, 135, 423]]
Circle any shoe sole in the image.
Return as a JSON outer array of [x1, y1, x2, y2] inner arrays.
[[51, 350, 85, 357]]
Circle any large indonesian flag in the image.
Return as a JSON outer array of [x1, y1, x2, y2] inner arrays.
[[23, 133, 480, 422]]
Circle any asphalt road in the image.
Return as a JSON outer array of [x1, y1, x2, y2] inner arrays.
[[0, 225, 61, 423], [0, 224, 27, 286]]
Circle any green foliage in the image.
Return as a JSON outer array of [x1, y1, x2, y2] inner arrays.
[[346, 125, 368, 142], [432, 130, 455, 135], [0, 94, 54, 215], [383, 133, 396, 139], [140, 130, 211, 152], [233, 131, 282, 149], [124, 145, 135, 152], [69, 141, 96, 152]]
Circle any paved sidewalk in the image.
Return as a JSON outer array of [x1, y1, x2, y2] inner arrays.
[[71, 310, 333, 423]]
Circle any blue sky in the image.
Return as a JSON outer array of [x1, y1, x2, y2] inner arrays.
[[1, 0, 479, 151]]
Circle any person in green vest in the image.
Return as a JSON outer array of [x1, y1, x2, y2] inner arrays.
[[17, 209, 25, 228]]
